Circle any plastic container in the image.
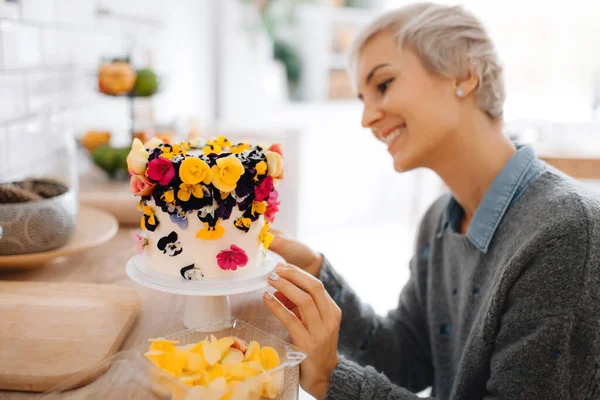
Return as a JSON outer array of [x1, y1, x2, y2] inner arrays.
[[42, 318, 306, 400]]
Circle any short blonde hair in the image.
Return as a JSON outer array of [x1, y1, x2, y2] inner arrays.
[[348, 2, 505, 119]]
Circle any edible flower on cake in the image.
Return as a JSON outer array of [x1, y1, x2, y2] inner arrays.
[[265, 151, 283, 181], [127, 138, 149, 175], [196, 220, 225, 240], [179, 157, 212, 185], [211, 155, 245, 193], [259, 224, 274, 249], [147, 158, 175, 186], [130, 174, 155, 196]]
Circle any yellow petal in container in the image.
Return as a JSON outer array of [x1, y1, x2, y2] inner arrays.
[[244, 360, 264, 375], [228, 363, 257, 381], [179, 373, 203, 387], [216, 336, 235, 355], [260, 346, 281, 370], [244, 341, 261, 362], [202, 341, 222, 365], [206, 363, 227, 381], [183, 351, 207, 373], [262, 370, 284, 399], [230, 381, 251, 400], [188, 338, 208, 354], [149, 338, 179, 353], [221, 348, 244, 365], [161, 349, 187, 376], [144, 350, 166, 368]]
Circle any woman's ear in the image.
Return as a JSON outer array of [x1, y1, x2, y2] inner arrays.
[[454, 70, 479, 97]]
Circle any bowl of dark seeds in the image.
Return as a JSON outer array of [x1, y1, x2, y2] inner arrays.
[[0, 179, 78, 255]]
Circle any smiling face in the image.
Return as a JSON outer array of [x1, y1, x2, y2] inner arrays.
[[355, 31, 463, 172]]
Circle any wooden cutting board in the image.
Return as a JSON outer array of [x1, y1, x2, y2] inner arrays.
[[0, 281, 142, 392]]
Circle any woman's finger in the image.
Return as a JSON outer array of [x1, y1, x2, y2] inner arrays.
[[275, 265, 335, 322], [274, 291, 300, 314], [263, 291, 308, 344], [268, 271, 322, 333]]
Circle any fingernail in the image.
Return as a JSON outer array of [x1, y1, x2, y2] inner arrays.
[[264, 291, 274, 300], [275, 266, 285, 274], [269, 272, 280, 281]]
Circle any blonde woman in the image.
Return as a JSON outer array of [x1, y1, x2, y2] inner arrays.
[[262, 2, 600, 400]]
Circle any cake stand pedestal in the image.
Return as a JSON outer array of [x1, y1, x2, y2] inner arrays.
[[126, 252, 282, 330]]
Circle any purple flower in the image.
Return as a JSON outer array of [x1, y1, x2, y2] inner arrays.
[[169, 212, 188, 229]]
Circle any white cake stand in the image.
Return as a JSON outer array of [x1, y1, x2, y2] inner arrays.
[[126, 252, 282, 330]]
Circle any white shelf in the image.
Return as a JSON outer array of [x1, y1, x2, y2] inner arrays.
[[296, 4, 375, 101]]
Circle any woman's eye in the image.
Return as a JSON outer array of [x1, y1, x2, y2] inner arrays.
[[377, 78, 393, 94]]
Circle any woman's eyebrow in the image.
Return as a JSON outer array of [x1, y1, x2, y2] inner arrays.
[[365, 63, 390, 84]]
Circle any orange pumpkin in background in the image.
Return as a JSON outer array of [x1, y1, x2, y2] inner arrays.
[[98, 61, 137, 96]]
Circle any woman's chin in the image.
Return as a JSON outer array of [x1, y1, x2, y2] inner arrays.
[[392, 153, 416, 173]]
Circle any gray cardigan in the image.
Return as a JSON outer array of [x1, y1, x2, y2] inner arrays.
[[320, 170, 600, 399]]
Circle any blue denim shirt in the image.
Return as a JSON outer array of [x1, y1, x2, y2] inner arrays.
[[439, 144, 546, 253]]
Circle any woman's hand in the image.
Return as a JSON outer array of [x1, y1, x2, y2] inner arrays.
[[263, 264, 341, 400], [269, 228, 323, 277]]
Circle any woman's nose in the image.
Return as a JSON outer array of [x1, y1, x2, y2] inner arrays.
[[361, 105, 384, 129]]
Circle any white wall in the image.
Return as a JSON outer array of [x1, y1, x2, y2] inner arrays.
[[0, 0, 214, 179]]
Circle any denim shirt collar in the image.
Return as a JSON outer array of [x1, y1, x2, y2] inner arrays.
[[439, 144, 545, 253]]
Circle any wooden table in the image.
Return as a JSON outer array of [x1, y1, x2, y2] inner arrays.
[[0, 226, 289, 399]]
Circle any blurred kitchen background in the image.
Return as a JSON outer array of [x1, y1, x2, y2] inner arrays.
[[1, 0, 600, 316]]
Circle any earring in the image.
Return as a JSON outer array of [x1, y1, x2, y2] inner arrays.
[[456, 88, 465, 97]]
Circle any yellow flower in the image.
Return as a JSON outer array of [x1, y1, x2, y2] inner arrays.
[[259, 223, 274, 249], [265, 150, 283, 179], [178, 183, 204, 202], [230, 142, 250, 154], [251, 201, 267, 216], [127, 138, 149, 175], [179, 157, 211, 185], [255, 161, 267, 175], [203, 144, 222, 155], [211, 155, 245, 192], [161, 146, 175, 159], [235, 217, 252, 229], [196, 220, 225, 240], [174, 143, 186, 156], [214, 136, 232, 148], [141, 205, 158, 231], [161, 189, 175, 203]]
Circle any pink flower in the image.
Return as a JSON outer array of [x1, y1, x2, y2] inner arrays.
[[147, 158, 175, 186], [131, 231, 148, 255], [265, 188, 280, 223], [255, 175, 274, 201], [216, 245, 249, 271], [268, 143, 283, 158], [130, 174, 156, 196]]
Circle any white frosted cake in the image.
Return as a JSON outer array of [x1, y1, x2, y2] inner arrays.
[[127, 136, 283, 280]]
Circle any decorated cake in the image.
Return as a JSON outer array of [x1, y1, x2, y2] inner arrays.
[[127, 136, 283, 281]]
